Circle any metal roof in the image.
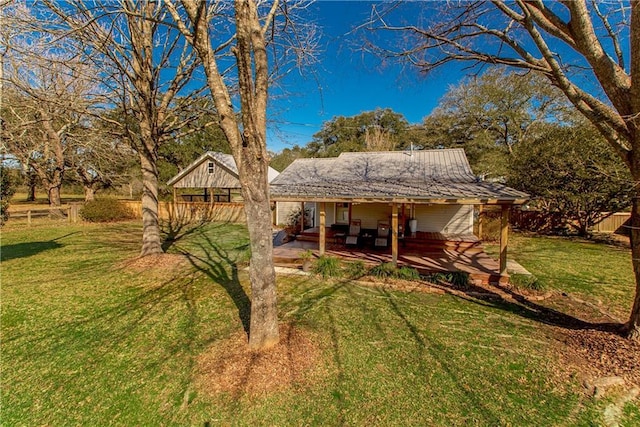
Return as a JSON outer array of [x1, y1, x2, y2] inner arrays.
[[270, 149, 528, 204]]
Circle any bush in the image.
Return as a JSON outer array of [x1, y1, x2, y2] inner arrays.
[[0, 167, 15, 226], [369, 263, 421, 281], [344, 260, 367, 279], [395, 266, 421, 281], [369, 262, 397, 278], [313, 255, 342, 278], [510, 274, 545, 292], [423, 272, 470, 287], [80, 199, 136, 222]]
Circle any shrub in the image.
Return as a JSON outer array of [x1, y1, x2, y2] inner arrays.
[[510, 274, 545, 292], [0, 167, 15, 226], [424, 272, 470, 287], [368, 263, 421, 281], [313, 255, 342, 278], [344, 260, 367, 279], [80, 199, 136, 222], [369, 262, 397, 278], [395, 266, 421, 281]]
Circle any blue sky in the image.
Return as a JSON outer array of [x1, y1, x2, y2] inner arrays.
[[266, 1, 465, 152]]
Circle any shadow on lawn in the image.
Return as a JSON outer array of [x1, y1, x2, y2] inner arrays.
[[434, 277, 623, 335], [0, 231, 80, 262], [174, 227, 251, 335], [0, 241, 63, 262]]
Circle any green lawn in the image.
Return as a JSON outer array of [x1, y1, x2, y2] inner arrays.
[[1, 221, 637, 425], [486, 234, 634, 319]]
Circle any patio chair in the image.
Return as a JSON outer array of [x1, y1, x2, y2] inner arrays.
[[345, 219, 361, 246], [375, 221, 390, 248]]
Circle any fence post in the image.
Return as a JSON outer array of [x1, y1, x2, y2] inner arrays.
[[27, 210, 31, 226]]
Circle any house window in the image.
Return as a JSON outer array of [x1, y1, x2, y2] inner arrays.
[[208, 162, 214, 174], [336, 203, 349, 224]]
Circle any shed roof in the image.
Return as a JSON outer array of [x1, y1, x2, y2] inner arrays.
[[270, 149, 528, 204], [167, 151, 279, 187]]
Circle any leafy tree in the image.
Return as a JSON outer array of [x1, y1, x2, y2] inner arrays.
[[421, 69, 568, 177], [309, 108, 411, 157], [0, 166, 16, 226], [369, 1, 640, 339], [269, 145, 309, 172], [510, 121, 632, 236], [157, 102, 229, 186]]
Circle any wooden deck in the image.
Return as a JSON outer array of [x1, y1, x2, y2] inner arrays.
[[273, 229, 503, 284]]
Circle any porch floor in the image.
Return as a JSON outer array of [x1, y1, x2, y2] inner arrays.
[[273, 233, 504, 284]]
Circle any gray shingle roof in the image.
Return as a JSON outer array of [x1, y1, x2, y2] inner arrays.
[[270, 149, 528, 204]]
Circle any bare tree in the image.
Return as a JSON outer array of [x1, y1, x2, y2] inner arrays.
[[166, 0, 315, 349], [367, 1, 640, 339], [1, 3, 97, 208], [44, 0, 205, 256]]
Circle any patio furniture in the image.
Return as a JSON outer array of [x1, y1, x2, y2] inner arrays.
[[345, 219, 361, 246], [375, 221, 390, 248]]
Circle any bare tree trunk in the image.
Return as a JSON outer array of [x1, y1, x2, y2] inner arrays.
[[84, 185, 96, 201], [26, 174, 36, 201], [238, 153, 279, 349], [627, 147, 640, 339], [140, 151, 162, 256], [48, 185, 61, 206]]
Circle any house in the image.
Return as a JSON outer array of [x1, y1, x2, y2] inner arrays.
[[167, 151, 279, 201], [166, 151, 297, 223], [269, 148, 529, 278]]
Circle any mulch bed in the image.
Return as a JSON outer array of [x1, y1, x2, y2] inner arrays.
[[195, 323, 324, 398]]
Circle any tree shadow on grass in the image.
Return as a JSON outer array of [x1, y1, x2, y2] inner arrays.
[[429, 274, 623, 335], [0, 231, 80, 262], [173, 227, 252, 335], [0, 241, 63, 262]]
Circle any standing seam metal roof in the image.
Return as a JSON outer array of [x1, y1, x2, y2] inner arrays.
[[269, 149, 528, 202]]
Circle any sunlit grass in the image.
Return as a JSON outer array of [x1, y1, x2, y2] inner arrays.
[[1, 222, 635, 425], [486, 234, 634, 317]]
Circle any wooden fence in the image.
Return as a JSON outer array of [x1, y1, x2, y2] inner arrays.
[[8, 204, 81, 225], [120, 201, 246, 224], [591, 212, 631, 234], [508, 210, 630, 234]]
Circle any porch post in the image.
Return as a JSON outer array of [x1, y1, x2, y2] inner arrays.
[[300, 201, 305, 233], [319, 202, 326, 255], [500, 204, 510, 279], [391, 202, 398, 266], [172, 187, 177, 219], [477, 204, 484, 239]]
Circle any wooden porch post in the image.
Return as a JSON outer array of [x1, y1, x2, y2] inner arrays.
[[477, 204, 484, 239], [319, 202, 326, 255], [500, 204, 510, 279], [391, 202, 398, 266], [300, 201, 305, 233], [172, 187, 177, 219]]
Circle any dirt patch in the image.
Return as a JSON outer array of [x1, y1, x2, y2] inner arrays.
[[554, 326, 640, 387], [117, 253, 188, 272], [196, 323, 323, 398]]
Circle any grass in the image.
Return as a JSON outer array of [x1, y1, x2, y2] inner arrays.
[[1, 221, 637, 425], [486, 234, 634, 318]]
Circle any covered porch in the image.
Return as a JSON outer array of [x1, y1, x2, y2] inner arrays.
[[272, 235, 505, 284], [280, 201, 513, 281]]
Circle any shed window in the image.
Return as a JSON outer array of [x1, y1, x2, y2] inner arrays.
[[208, 162, 214, 173]]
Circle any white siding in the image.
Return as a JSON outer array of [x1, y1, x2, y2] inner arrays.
[[276, 201, 302, 226], [351, 203, 391, 229], [313, 202, 334, 227], [413, 205, 473, 234]]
